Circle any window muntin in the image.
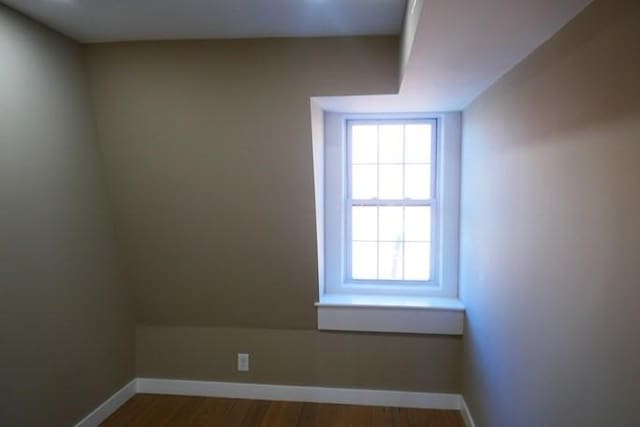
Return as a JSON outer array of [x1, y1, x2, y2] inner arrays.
[[346, 119, 437, 284]]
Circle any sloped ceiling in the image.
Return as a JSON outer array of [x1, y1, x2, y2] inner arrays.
[[316, 0, 593, 111]]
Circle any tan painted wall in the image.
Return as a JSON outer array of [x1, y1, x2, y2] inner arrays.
[[137, 325, 461, 392], [0, 5, 134, 426], [86, 37, 462, 392], [460, 0, 640, 425], [84, 37, 399, 330]]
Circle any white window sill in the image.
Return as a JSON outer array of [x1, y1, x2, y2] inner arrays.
[[315, 294, 465, 335]]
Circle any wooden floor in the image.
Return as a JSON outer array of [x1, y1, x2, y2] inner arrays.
[[101, 394, 465, 426]]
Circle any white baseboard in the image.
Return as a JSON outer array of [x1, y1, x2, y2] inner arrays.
[[74, 377, 474, 426], [74, 379, 136, 427], [460, 396, 477, 427], [137, 377, 461, 410]]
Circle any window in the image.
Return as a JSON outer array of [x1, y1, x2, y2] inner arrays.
[[347, 119, 436, 284], [315, 111, 463, 334]]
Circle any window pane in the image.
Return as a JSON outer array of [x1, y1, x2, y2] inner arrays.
[[379, 165, 403, 199], [379, 241, 403, 280], [405, 124, 432, 163], [404, 242, 430, 280], [351, 125, 377, 164], [352, 242, 377, 279], [379, 206, 403, 242], [352, 206, 377, 241], [405, 206, 431, 242], [405, 164, 431, 199], [378, 124, 403, 164], [352, 165, 377, 199]]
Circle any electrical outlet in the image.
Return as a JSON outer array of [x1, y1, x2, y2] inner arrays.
[[237, 353, 249, 372]]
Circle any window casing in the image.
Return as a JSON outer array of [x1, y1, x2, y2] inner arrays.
[[322, 113, 460, 299]]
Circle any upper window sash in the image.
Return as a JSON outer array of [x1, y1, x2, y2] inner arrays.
[[346, 119, 438, 206]]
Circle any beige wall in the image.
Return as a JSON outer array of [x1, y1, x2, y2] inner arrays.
[[86, 37, 462, 392], [460, 0, 640, 425], [86, 37, 399, 330], [0, 5, 134, 427], [137, 325, 461, 392]]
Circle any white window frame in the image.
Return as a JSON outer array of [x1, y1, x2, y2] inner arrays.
[[322, 112, 461, 300], [344, 118, 438, 290]]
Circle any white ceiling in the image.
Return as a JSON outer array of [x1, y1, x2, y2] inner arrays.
[[316, 0, 593, 112], [1, 0, 406, 42]]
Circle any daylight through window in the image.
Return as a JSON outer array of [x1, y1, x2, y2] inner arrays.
[[347, 120, 436, 283]]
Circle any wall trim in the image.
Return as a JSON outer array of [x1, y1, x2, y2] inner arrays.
[[316, 303, 465, 335], [460, 396, 477, 427], [137, 377, 461, 410], [74, 378, 474, 425], [74, 379, 136, 427]]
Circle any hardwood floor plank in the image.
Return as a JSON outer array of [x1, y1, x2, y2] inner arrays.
[[391, 407, 410, 427], [297, 402, 343, 426], [443, 409, 466, 427], [191, 397, 235, 426], [260, 401, 303, 427], [371, 406, 394, 427], [336, 404, 373, 426], [100, 394, 157, 426], [223, 399, 254, 425], [407, 408, 453, 427], [314, 403, 342, 425], [136, 395, 192, 426], [297, 402, 320, 426], [102, 394, 465, 427], [240, 399, 271, 426], [164, 396, 206, 426]]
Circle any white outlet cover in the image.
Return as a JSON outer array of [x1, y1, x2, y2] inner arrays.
[[237, 353, 249, 372]]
